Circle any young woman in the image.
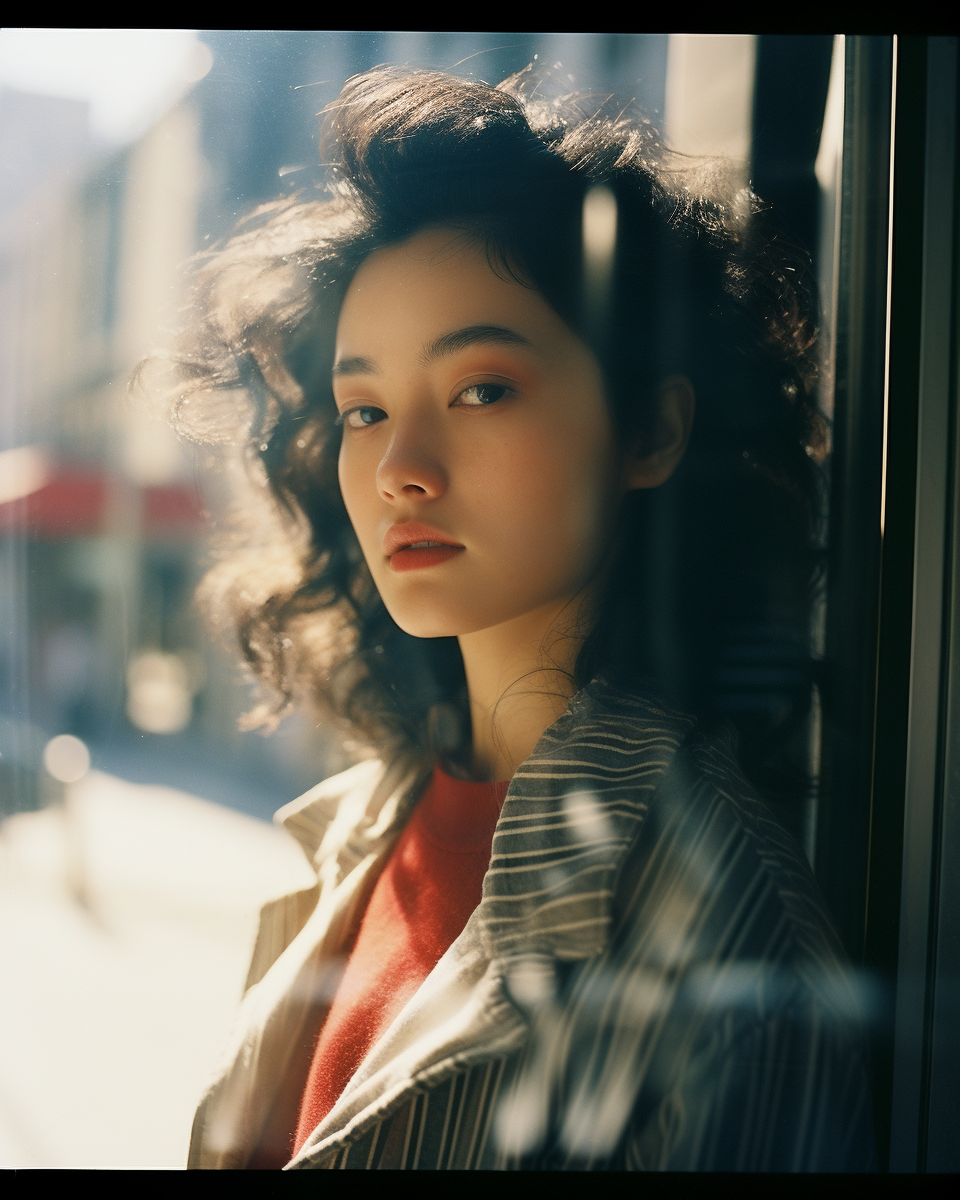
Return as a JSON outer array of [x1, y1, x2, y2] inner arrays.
[[177, 66, 874, 1170]]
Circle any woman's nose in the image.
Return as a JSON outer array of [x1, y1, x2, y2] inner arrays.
[[376, 422, 448, 502]]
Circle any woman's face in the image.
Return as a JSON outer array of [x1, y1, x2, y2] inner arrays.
[[334, 226, 628, 641]]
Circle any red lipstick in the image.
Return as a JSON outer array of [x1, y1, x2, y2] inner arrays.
[[384, 522, 465, 572]]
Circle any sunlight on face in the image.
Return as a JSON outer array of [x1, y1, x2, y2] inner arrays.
[[334, 227, 627, 641]]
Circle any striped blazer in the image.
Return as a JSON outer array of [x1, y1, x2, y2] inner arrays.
[[188, 681, 875, 1171]]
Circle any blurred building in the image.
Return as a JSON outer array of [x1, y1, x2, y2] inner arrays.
[[0, 59, 319, 819]]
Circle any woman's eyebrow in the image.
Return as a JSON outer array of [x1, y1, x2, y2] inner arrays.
[[332, 326, 531, 379], [332, 355, 379, 379], [420, 324, 531, 364]]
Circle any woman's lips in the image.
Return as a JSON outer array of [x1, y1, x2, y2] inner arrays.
[[384, 522, 465, 572], [389, 543, 465, 572]]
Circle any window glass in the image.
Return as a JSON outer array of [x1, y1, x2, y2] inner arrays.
[[1, 31, 907, 1170]]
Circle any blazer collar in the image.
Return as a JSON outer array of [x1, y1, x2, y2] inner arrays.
[[276, 680, 693, 965], [477, 680, 694, 962]]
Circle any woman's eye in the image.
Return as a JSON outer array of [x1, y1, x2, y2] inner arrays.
[[455, 383, 510, 407], [337, 405, 387, 429]]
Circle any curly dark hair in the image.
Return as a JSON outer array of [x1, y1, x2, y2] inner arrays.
[[168, 65, 825, 806]]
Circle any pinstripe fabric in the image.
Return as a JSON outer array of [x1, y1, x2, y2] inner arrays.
[[189, 681, 874, 1171]]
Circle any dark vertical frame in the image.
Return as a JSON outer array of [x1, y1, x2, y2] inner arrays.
[[925, 144, 960, 1164], [820, 34, 960, 1171], [815, 36, 945, 1169], [816, 36, 893, 967], [888, 36, 960, 1174], [863, 35, 928, 1170]]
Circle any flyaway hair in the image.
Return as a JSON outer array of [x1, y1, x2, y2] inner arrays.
[[161, 66, 825, 822]]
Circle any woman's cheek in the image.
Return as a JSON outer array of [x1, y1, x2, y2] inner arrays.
[[338, 448, 379, 561]]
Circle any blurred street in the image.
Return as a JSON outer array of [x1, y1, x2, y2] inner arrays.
[[0, 771, 314, 1168]]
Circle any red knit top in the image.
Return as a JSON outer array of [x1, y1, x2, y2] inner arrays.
[[292, 764, 509, 1157]]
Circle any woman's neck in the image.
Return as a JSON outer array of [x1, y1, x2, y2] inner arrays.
[[456, 595, 593, 782]]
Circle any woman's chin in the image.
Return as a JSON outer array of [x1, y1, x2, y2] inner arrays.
[[385, 602, 504, 641], [387, 611, 469, 641]]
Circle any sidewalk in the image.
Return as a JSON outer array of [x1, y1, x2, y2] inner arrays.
[[0, 769, 315, 1168]]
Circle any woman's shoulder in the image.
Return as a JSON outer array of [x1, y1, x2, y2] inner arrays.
[[499, 683, 874, 1170], [643, 728, 848, 973], [544, 678, 849, 973], [586, 690, 857, 1021]]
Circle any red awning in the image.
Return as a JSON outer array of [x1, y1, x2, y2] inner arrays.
[[0, 470, 205, 538]]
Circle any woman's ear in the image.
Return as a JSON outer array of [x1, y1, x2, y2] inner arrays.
[[622, 374, 695, 491]]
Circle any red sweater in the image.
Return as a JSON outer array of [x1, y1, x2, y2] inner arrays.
[[292, 765, 509, 1156]]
